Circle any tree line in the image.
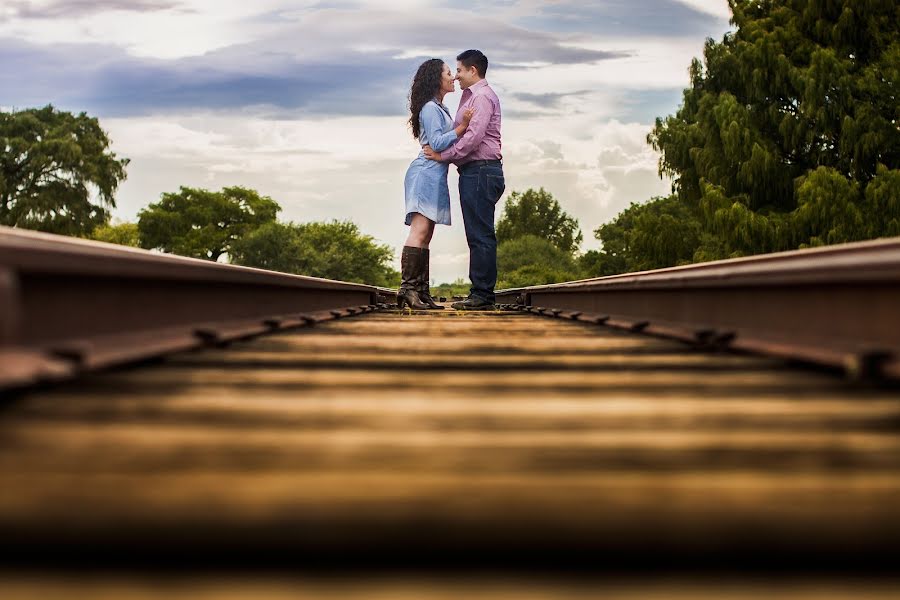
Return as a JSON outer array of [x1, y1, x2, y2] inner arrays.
[[586, 0, 898, 274], [0, 105, 399, 287]]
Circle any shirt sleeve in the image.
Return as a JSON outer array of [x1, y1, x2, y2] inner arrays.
[[421, 103, 458, 152], [438, 94, 492, 162]]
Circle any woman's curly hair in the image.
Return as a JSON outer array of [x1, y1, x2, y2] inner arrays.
[[408, 58, 445, 139]]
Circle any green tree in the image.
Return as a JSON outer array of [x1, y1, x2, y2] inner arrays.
[[497, 234, 583, 288], [863, 165, 900, 239], [89, 221, 141, 247], [579, 0, 900, 277], [582, 196, 704, 276], [231, 220, 400, 287], [496, 188, 583, 254], [642, 0, 899, 264], [432, 278, 471, 299], [137, 186, 280, 261], [0, 105, 129, 236]]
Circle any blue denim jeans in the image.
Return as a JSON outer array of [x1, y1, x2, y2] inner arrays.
[[458, 161, 505, 303]]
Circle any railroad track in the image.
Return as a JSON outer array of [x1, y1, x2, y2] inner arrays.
[[1, 226, 899, 597]]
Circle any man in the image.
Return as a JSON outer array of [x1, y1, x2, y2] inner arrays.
[[424, 49, 504, 311]]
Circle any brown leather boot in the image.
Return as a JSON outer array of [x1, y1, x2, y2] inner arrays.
[[398, 246, 430, 310], [417, 248, 444, 310]]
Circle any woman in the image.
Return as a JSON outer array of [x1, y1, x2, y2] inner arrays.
[[399, 58, 474, 310]]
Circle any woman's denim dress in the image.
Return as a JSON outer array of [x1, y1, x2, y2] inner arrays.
[[403, 100, 458, 225]]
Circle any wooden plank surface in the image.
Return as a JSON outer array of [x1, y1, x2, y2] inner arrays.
[[0, 309, 898, 592], [1, 573, 899, 600], [2, 573, 899, 600]]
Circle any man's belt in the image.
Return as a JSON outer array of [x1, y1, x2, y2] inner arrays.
[[458, 159, 502, 171]]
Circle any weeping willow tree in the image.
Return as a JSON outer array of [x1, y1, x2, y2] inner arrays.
[[588, 0, 899, 274]]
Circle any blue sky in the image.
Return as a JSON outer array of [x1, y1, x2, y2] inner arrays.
[[1, 0, 732, 283]]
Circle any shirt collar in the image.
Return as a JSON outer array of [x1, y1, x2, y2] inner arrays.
[[433, 99, 451, 116], [468, 79, 488, 92]]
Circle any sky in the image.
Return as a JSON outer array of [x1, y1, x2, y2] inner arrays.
[[0, 0, 733, 283]]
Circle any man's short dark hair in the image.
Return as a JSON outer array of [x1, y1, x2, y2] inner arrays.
[[457, 49, 488, 78]]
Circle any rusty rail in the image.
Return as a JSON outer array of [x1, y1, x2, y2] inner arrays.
[[4, 227, 900, 388], [0, 226, 394, 390], [496, 237, 900, 380]]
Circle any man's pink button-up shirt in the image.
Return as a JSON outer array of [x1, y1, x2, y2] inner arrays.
[[440, 79, 502, 165]]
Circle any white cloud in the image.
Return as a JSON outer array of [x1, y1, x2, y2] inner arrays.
[[520, 36, 714, 92], [671, 0, 731, 20], [1, 0, 300, 58]]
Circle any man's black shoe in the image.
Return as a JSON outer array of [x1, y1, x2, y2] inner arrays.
[[451, 297, 496, 311]]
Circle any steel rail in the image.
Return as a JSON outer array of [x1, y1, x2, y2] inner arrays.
[[0, 226, 394, 390], [496, 237, 900, 380]]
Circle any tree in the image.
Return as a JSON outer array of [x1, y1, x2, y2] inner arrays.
[[496, 188, 583, 254], [641, 0, 899, 264], [0, 105, 129, 236], [137, 186, 280, 261], [89, 221, 141, 247], [580, 0, 900, 277], [497, 235, 583, 288], [581, 196, 703, 276], [431, 278, 471, 299], [231, 220, 400, 287]]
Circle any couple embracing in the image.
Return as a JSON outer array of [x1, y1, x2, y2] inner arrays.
[[398, 49, 504, 311]]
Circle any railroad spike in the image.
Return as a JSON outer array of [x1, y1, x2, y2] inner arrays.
[[193, 328, 220, 344], [844, 350, 893, 381], [695, 329, 716, 343], [49, 344, 88, 366], [713, 332, 736, 346]]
